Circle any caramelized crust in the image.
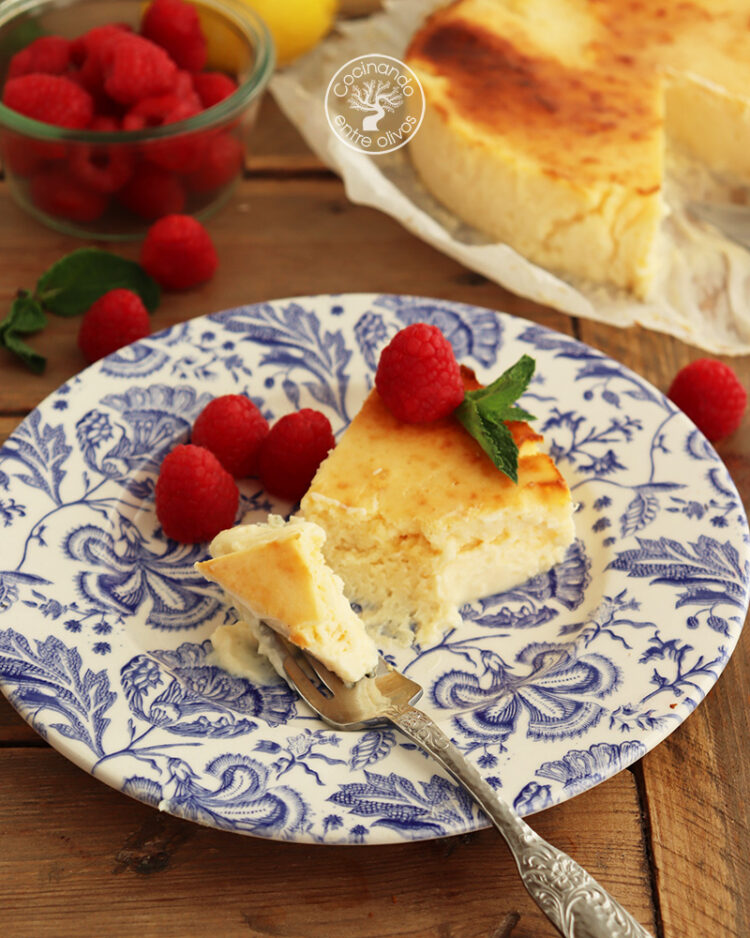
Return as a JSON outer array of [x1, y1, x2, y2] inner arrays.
[[408, 19, 654, 139], [408, 0, 750, 145], [198, 534, 320, 639], [303, 384, 570, 529], [406, 1, 663, 187]]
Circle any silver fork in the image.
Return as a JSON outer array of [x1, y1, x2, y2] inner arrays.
[[270, 630, 653, 938]]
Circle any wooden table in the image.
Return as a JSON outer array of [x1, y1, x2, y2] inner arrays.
[[1, 88, 748, 938]]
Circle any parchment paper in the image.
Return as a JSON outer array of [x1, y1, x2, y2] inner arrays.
[[271, 0, 750, 355]]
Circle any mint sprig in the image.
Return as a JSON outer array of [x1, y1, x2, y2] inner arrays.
[[454, 354, 536, 483], [1, 249, 160, 373], [0, 293, 47, 375]]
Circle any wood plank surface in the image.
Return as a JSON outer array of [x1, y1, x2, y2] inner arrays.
[[0, 415, 20, 446], [1, 45, 749, 938], [248, 97, 327, 173], [576, 319, 750, 937], [0, 748, 655, 938], [0, 176, 572, 411]]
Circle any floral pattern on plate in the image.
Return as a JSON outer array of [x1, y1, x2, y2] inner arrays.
[[0, 294, 747, 844]]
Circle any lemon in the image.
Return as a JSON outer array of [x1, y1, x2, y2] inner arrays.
[[198, 0, 338, 72]]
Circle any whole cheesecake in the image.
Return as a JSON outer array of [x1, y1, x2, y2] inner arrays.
[[300, 373, 575, 646], [405, 0, 750, 298]]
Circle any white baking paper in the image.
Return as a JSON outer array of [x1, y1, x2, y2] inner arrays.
[[271, 0, 750, 354]]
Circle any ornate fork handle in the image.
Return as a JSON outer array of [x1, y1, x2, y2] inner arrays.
[[388, 703, 653, 938]]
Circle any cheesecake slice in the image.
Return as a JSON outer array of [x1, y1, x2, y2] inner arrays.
[[197, 515, 379, 683], [300, 375, 575, 646], [405, 0, 750, 298]]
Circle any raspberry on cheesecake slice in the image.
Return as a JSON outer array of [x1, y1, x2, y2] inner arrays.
[[197, 515, 379, 684]]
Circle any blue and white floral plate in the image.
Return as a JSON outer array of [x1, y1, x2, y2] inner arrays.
[[1, 294, 748, 845]]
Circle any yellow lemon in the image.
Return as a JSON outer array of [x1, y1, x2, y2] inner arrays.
[[198, 0, 338, 73]]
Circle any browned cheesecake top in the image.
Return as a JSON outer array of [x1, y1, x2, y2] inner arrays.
[[303, 378, 570, 531], [406, 0, 750, 185]]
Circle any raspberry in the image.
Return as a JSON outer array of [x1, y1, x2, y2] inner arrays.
[[67, 70, 118, 119], [72, 24, 130, 96], [192, 71, 238, 109], [71, 23, 131, 67], [69, 139, 135, 193], [185, 133, 244, 193], [173, 70, 202, 109], [77, 289, 151, 363], [122, 93, 200, 131], [141, 0, 207, 72], [101, 34, 178, 106], [2, 74, 93, 129], [123, 93, 206, 173], [144, 133, 208, 174], [7, 36, 72, 80], [147, 132, 210, 174], [667, 358, 747, 442], [119, 164, 186, 220], [375, 323, 464, 423], [192, 395, 269, 477], [259, 409, 335, 502], [141, 214, 218, 289], [90, 116, 120, 132], [31, 166, 108, 223], [155, 444, 239, 543]]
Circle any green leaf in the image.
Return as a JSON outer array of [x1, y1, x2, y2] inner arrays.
[[0, 295, 48, 374], [454, 354, 536, 483], [498, 404, 537, 424], [3, 331, 45, 374], [0, 294, 47, 337], [35, 249, 161, 317], [463, 354, 536, 413]]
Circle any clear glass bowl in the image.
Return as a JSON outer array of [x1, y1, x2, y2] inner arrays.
[[0, 0, 274, 239]]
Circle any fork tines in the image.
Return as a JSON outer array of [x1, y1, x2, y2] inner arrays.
[[272, 632, 343, 700]]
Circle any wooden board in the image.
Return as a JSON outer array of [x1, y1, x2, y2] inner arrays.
[[0, 175, 572, 411], [577, 319, 750, 938], [0, 43, 748, 937], [0, 748, 655, 938]]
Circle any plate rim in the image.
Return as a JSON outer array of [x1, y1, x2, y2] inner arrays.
[[1, 291, 747, 845]]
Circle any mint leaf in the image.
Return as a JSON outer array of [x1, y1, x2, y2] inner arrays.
[[463, 354, 536, 414], [3, 331, 45, 374], [0, 294, 47, 335], [500, 405, 537, 424], [0, 295, 48, 373], [454, 354, 536, 483], [479, 411, 519, 482], [36, 249, 160, 317]]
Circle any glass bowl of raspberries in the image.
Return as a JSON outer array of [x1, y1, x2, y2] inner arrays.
[[0, 0, 274, 238]]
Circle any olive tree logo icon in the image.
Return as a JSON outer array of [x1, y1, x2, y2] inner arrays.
[[347, 79, 404, 132], [325, 54, 426, 155]]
